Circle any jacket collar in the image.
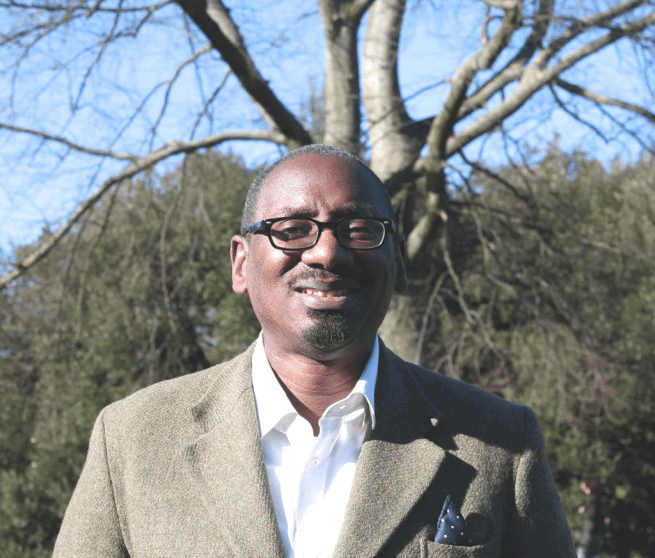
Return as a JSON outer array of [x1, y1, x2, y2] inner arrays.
[[184, 340, 446, 557], [332, 341, 445, 557], [184, 342, 286, 557]]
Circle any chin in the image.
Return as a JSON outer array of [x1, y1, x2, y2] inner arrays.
[[303, 310, 352, 352]]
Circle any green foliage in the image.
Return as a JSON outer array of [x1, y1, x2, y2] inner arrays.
[[0, 151, 260, 555], [2, 145, 654, 555], [413, 145, 655, 555]]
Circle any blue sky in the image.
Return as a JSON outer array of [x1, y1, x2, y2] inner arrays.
[[1, 0, 651, 258]]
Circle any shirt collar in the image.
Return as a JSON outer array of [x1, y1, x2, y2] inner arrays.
[[251, 332, 379, 439]]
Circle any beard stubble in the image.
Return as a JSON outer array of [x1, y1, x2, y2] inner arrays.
[[303, 309, 351, 351]]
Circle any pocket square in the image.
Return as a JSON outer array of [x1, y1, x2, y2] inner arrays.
[[435, 495, 469, 545]]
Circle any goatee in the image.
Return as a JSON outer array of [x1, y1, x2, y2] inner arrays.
[[304, 310, 351, 351]]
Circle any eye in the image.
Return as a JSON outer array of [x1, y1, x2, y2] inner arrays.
[[343, 219, 378, 240], [270, 219, 315, 240]]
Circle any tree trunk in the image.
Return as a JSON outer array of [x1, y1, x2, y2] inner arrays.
[[378, 294, 420, 363], [363, 0, 423, 182], [362, 0, 426, 364], [318, 0, 373, 154]]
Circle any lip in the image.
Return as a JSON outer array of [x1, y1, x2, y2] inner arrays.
[[292, 280, 361, 309], [293, 279, 360, 294]]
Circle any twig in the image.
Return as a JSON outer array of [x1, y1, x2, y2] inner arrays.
[[0, 129, 287, 291]]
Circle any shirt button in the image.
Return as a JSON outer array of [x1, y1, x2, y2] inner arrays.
[[311, 457, 320, 466]]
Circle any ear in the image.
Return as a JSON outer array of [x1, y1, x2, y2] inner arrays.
[[230, 235, 249, 294], [393, 236, 409, 293]]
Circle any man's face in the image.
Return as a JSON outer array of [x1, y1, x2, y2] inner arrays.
[[231, 154, 407, 360]]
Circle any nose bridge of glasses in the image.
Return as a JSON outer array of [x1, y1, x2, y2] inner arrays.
[[314, 220, 343, 246]]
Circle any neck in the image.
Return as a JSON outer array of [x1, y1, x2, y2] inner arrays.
[[263, 338, 373, 436]]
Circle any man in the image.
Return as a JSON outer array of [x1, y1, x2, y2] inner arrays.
[[54, 144, 576, 557]]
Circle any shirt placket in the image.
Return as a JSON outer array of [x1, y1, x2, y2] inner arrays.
[[294, 412, 341, 557], [294, 396, 370, 558]]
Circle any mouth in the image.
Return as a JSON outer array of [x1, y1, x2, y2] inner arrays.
[[299, 287, 353, 298], [292, 278, 360, 308]]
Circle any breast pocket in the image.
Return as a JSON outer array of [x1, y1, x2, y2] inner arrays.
[[422, 535, 499, 558]]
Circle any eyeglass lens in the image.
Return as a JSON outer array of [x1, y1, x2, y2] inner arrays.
[[269, 219, 385, 249]]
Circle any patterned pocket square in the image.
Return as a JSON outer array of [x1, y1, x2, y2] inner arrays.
[[435, 495, 469, 545]]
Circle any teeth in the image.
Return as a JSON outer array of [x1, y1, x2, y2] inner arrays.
[[302, 288, 349, 297]]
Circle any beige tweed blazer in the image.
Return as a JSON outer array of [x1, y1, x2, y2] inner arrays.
[[53, 341, 576, 557]]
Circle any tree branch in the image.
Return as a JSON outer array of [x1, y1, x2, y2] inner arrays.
[[549, 84, 610, 142], [427, 2, 521, 157], [555, 78, 655, 124], [460, 0, 553, 120], [442, 10, 655, 158], [73, 0, 126, 111], [457, 151, 529, 202], [457, 1, 651, 126], [534, 0, 652, 69], [175, 0, 312, 147], [0, 129, 287, 291], [0, 123, 137, 160], [405, 2, 523, 263], [190, 69, 231, 138], [414, 271, 447, 364], [409, 4, 653, 260], [0, 0, 173, 14], [148, 44, 213, 148]]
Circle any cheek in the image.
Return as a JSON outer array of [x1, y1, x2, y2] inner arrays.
[[244, 252, 296, 313], [366, 252, 397, 285], [245, 241, 289, 280], [246, 280, 282, 330]]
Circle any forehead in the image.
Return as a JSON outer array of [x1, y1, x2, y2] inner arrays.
[[255, 154, 390, 219]]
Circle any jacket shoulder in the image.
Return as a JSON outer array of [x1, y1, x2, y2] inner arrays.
[[380, 343, 537, 449], [413, 361, 525, 418], [100, 344, 255, 430]]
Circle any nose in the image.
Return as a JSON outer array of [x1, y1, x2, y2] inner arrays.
[[300, 226, 354, 269]]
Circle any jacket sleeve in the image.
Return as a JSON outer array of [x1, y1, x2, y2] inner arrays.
[[53, 409, 130, 557], [505, 407, 576, 557]]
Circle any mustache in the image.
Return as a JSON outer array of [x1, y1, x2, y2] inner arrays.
[[287, 268, 361, 289]]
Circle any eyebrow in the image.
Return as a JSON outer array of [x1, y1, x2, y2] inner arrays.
[[272, 202, 378, 219]]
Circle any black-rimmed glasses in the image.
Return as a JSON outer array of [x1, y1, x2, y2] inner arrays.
[[243, 217, 396, 250]]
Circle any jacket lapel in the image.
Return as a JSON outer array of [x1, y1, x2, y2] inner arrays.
[[183, 346, 285, 557], [181, 341, 453, 557], [333, 344, 446, 557]]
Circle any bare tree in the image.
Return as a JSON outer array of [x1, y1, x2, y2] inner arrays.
[[1, 0, 654, 360]]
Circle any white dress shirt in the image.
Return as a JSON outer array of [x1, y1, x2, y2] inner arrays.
[[251, 334, 378, 558]]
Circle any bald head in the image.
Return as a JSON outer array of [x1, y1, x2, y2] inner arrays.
[[240, 144, 395, 234]]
